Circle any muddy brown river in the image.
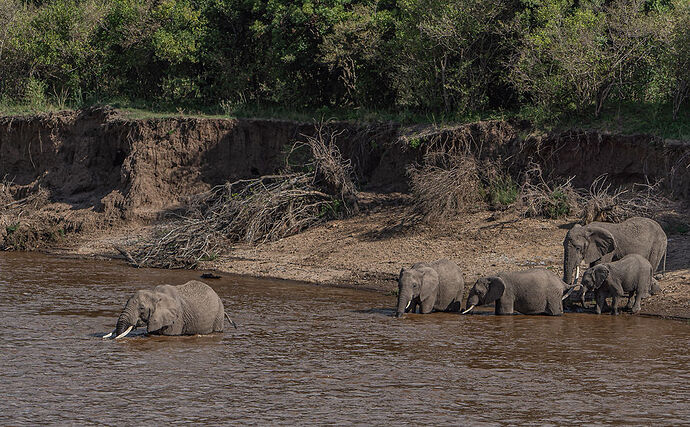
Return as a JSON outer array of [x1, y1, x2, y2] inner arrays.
[[1, 252, 689, 424]]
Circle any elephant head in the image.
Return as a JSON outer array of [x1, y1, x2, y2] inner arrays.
[[394, 266, 439, 317], [108, 289, 181, 339], [580, 265, 610, 292], [563, 224, 616, 286], [463, 276, 505, 313]]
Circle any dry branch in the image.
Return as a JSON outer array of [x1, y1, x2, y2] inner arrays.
[[133, 120, 358, 269], [406, 152, 484, 221], [579, 174, 674, 224], [517, 163, 581, 219]]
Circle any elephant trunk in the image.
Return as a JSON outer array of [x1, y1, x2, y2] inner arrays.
[[115, 300, 138, 336], [466, 294, 480, 308], [563, 249, 579, 286], [395, 289, 412, 318]]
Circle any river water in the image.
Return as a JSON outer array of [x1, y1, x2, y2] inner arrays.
[[1, 252, 689, 425]]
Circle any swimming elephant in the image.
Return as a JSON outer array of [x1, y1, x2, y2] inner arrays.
[[103, 280, 236, 339], [562, 217, 666, 287], [464, 268, 571, 315], [580, 254, 654, 315], [394, 259, 464, 317]]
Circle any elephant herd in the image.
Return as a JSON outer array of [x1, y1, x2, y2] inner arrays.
[[102, 216, 667, 339], [395, 216, 667, 317]]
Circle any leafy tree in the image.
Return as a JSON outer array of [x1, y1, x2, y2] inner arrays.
[[319, 3, 396, 108], [392, 0, 511, 113], [512, 0, 668, 117]]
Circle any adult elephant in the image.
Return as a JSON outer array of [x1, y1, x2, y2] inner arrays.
[[464, 268, 571, 316], [103, 280, 236, 339], [394, 259, 464, 318], [562, 217, 667, 287]]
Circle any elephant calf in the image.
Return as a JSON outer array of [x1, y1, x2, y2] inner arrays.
[[465, 268, 571, 316], [395, 259, 464, 317], [580, 254, 654, 315], [103, 280, 236, 339]]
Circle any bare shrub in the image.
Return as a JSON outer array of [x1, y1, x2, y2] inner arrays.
[[517, 164, 581, 219], [406, 152, 484, 221], [579, 174, 673, 224], [134, 121, 358, 269], [580, 174, 628, 223]]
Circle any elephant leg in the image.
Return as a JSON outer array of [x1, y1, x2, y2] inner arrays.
[[419, 299, 434, 314], [579, 286, 587, 308], [610, 295, 619, 315], [625, 293, 634, 310], [595, 291, 606, 315], [446, 300, 461, 312], [495, 298, 514, 315], [545, 296, 563, 316], [631, 291, 642, 314]]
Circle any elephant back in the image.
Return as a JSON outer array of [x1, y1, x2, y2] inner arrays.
[[604, 217, 666, 269], [428, 259, 465, 310], [176, 280, 224, 334]]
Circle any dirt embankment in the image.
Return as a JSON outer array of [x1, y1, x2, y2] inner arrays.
[[1, 107, 689, 318]]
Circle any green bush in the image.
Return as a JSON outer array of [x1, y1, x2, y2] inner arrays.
[[545, 189, 571, 219], [486, 175, 518, 208]]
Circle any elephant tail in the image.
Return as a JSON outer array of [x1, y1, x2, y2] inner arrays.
[[224, 312, 238, 329]]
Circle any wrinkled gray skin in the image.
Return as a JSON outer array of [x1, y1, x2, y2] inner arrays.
[[466, 268, 571, 315], [395, 259, 464, 318], [113, 280, 226, 336], [563, 217, 667, 287], [580, 254, 654, 315]]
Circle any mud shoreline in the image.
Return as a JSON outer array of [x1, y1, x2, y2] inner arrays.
[[2, 108, 690, 319], [46, 196, 690, 320]]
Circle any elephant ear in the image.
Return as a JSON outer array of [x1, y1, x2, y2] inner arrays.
[[147, 293, 181, 333], [592, 265, 610, 289], [485, 276, 506, 304], [584, 226, 616, 264], [419, 267, 440, 308]]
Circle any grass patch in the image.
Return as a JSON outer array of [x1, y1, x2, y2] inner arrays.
[[1, 97, 687, 141], [554, 102, 690, 140], [486, 176, 519, 208]]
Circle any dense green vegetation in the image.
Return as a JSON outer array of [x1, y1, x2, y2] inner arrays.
[[0, 0, 688, 135]]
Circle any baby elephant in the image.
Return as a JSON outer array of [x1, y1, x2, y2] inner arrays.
[[103, 280, 236, 339], [464, 268, 570, 315], [580, 254, 653, 315], [395, 259, 464, 317]]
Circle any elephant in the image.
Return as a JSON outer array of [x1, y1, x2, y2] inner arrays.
[[394, 259, 464, 317], [580, 254, 654, 315], [103, 280, 236, 339], [562, 217, 667, 287], [464, 268, 572, 316]]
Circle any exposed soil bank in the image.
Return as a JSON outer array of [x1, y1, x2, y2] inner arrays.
[[1, 108, 689, 318]]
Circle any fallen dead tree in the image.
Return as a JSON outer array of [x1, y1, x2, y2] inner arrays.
[[133, 121, 358, 269]]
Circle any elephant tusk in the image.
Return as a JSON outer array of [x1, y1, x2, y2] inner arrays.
[[405, 300, 412, 310], [102, 330, 115, 339], [575, 266, 580, 280], [114, 326, 133, 340], [462, 304, 476, 314], [562, 287, 575, 301]]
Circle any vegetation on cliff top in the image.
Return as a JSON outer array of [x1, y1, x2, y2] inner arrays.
[[0, 0, 688, 138]]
